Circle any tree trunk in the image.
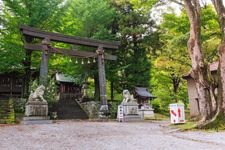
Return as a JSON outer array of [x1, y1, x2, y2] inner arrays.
[[211, 0, 225, 113], [110, 81, 114, 101], [184, 0, 214, 122], [171, 74, 180, 103]]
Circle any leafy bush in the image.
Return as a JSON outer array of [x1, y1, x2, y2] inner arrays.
[[13, 98, 26, 113], [0, 99, 15, 124], [151, 99, 161, 113], [30, 78, 58, 102], [7, 99, 15, 124]]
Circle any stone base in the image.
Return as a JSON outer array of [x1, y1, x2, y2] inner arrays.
[[117, 103, 143, 122], [138, 109, 155, 120], [121, 103, 139, 116], [21, 116, 52, 125], [25, 103, 48, 117], [123, 115, 143, 122]]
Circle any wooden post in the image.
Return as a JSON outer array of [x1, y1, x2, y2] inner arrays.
[[23, 49, 31, 98], [97, 45, 108, 113], [39, 38, 49, 86], [10, 77, 13, 98]]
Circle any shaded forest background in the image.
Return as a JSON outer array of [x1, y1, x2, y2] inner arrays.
[[0, 0, 222, 116]]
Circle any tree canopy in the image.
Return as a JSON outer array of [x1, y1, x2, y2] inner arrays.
[[2, 0, 225, 127]]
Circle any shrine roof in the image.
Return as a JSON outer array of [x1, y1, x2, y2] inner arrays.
[[135, 87, 155, 98], [56, 72, 76, 83]]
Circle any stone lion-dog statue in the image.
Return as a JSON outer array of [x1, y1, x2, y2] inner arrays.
[[122, 89, 136, 103], [27, 85, 47, 103]]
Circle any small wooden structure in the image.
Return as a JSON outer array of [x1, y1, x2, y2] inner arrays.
[[134, 87, 155, 109], [0, 73, 23, 98], [183, 62, 218, 118], [55, 72, 82, 100], [134, 87, 155, 119]]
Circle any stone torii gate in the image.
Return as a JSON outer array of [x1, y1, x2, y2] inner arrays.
[[20, 25, 120, 113]]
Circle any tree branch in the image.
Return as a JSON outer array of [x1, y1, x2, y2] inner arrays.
[[169, 0, 184, 6]]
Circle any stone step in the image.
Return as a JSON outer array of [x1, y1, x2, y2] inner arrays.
[[21, 119, 53, 125], [23, 116, 50, 121], [21, 116, 52, 125], [123, 115, 143, 122], [57, 98, 88, 119]]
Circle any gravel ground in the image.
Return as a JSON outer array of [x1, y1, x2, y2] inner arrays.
[[0, 120, 225, 150]]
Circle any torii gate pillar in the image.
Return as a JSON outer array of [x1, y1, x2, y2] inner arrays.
[[39, 38, 49, 86], [97, 45, 109, 114]]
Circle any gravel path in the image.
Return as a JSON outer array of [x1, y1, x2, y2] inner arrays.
[[0, 120, 225, 150]]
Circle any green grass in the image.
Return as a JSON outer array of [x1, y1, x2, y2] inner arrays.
[[154, 113, 169, 120], [170, 121, 197, 131], [202, 113, 225, 131]]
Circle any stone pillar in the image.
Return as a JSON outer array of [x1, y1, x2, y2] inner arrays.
[[96, 45, 108, 113], [39, 38, 49, 86]]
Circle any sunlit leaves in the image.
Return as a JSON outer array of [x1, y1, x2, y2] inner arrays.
[[0, 0, 65, 73]]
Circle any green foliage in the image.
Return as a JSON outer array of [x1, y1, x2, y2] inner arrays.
[[112, 0, 158, 92], [7, 99, 15, 124], [0, 99, 15, 124], [171, 121, 197, 131], [44, 78, 58, 102], [151, 99, 161, 112], [56, 0, 116, 40], [108, 101, 121, 118], [30, 77, 58, 102], [151, 4, 220, 113], [1, 0, 222, 124], [13, 99, 26, 114], [0, 0, 66, 73], [202, 113, 225, 131]]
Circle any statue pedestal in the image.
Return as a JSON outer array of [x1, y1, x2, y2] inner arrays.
[[22, 101, 52, 124], [25, 101, 48, 117], [119, 102, 142, 122], [122, 102, 139, 115], [138, 107, 155, 120]]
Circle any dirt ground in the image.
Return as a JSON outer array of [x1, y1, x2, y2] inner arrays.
[[1, 120, 225, 150]]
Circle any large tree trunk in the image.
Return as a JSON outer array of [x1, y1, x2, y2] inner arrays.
[[212, 0, 225, 113], [171, 74, 180, 103], [184, 0, 214, 122]]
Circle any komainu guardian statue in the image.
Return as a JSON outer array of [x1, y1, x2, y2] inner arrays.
[[27, 85, 47, 104], [25, 85, 48, 117], [122, 89, 136, 103]]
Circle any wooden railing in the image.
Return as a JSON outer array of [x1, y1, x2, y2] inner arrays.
[[59, 93, 82, 100], [0, 76, 23, 97]]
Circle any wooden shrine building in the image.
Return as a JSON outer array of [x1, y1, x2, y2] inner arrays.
[[55, 72, 82, 100], [20, 25, 120, 114], [134, 87, 155, 109], [0, 73, 23, 98], [134, 87, 156, 119]]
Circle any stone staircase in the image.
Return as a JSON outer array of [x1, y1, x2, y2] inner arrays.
[[0, 99, 15, 124], [57, 95, 88, 119]]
